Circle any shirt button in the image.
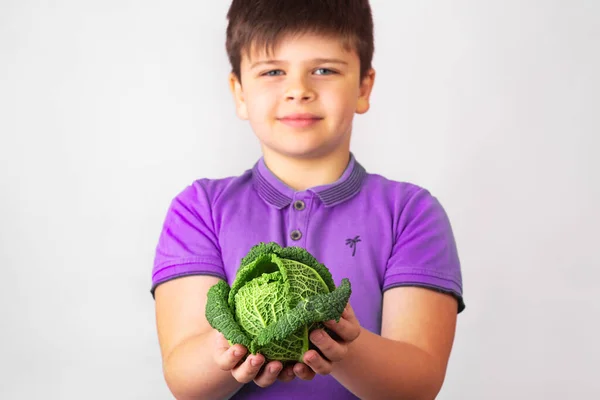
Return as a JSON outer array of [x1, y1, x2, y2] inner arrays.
[[290, 230, 302, 241], [293, 200, 305, 211]]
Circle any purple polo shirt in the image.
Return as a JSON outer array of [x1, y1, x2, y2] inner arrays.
[[151, 154, 464, 400]]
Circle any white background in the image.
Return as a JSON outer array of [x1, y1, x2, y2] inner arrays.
[[1, 1, 599, 399]]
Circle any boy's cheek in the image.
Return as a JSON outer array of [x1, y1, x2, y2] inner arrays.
[[246, 90, 276, 108]]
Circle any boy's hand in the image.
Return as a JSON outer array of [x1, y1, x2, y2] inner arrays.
[[212, 303, 360, 384], [290, 304, 361, 379], [213, 331, 294, 387]]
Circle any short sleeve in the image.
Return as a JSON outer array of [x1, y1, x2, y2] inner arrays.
[[150, 180, 226, 297], [384, 188, 465, 313]]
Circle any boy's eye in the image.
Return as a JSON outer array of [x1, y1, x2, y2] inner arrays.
[[259, 68, 337, 77], [262, 70, 284, 77], [314, 68, 336, 75]]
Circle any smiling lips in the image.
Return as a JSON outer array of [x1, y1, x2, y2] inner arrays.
[[278, 113, 323, 128]]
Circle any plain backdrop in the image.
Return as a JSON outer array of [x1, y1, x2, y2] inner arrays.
[[1, 1, 599, 399]]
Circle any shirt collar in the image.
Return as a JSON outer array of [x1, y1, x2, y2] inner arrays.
[[252, 153, 366, 209]]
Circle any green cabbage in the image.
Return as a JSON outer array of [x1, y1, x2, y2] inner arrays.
[[205, 242, 352, 362]]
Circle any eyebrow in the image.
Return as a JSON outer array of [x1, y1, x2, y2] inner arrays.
[[250, 58, 348, 69]]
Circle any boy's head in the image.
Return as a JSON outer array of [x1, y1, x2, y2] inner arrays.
[[226, 0, 374, 82], [225, 0, 376, 162]]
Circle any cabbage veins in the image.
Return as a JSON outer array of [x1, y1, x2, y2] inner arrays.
[[205, 242, 352, 362]]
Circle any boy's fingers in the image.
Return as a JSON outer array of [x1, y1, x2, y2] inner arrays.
[[323, 311, 361, 343], [309, 330, 347, 362], [324, 319, 360, 343], [303, 350, 333, 375], [293, 362, 316, 381], [231, 354, 265, 383], [253, 361, 283, 388], [277, 365, 296, 382], [215, 344, 247, 371], [214, 331, 235, 352], [304, 329, 348, 367], [342, 303, 357, 321]]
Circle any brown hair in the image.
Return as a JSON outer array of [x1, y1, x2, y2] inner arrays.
[[226, 0, 374, 81]]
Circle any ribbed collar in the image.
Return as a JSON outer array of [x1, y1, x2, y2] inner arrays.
[[252, 153, 366, 209]]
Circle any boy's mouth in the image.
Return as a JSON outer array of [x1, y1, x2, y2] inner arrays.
[[277, 113, 324, 128]]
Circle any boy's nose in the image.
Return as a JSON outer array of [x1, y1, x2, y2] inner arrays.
[[284, 84, 316, 102]]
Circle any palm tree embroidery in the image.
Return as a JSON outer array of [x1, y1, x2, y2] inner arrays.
[[345, 236, 361, 257]]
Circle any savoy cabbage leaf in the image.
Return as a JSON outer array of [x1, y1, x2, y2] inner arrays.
[[205, 242, 352, 362]]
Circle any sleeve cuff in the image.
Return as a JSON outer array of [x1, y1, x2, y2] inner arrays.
[[150, 258, 226, 298], [383, 267, 465, 313]]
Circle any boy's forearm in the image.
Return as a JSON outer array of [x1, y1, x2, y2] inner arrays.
[[163, 332, 243, 400], [331, 328, 445, 400]]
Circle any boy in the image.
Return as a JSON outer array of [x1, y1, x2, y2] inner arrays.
[[151, 1, 465, 399]]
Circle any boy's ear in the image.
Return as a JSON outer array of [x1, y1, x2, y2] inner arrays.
[[356, 68, 376, 115], [229, 72, 249, 120]]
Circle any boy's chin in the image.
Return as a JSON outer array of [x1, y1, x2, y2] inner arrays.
[[264, 145, 337, 160]]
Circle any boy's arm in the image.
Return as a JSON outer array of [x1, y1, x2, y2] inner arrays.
[[329, 286, 458, 400], [155, 275, 243, 400], [156, 275, 287, 399]]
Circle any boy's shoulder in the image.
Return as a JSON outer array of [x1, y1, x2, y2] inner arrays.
[[363, 170, 427, 195], [178, 164, 252, 203], [359, 169, 441, 217]]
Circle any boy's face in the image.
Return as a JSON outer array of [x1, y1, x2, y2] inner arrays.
[[230, 33, 375, 161]]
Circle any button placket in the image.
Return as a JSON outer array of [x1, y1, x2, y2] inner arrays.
[[288, 195, 311, 245], [293, 200, 305, 211]]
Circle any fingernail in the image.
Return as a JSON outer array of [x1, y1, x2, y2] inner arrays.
[[250, 357, 260, 367], [312, 330, 324, 343], [287, 369, 295, 377], [233, 349, 242, 357], [270, 366, 281, 374]]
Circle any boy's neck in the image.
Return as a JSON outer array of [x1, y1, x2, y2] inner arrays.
[[262, 148, 352, 192]]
